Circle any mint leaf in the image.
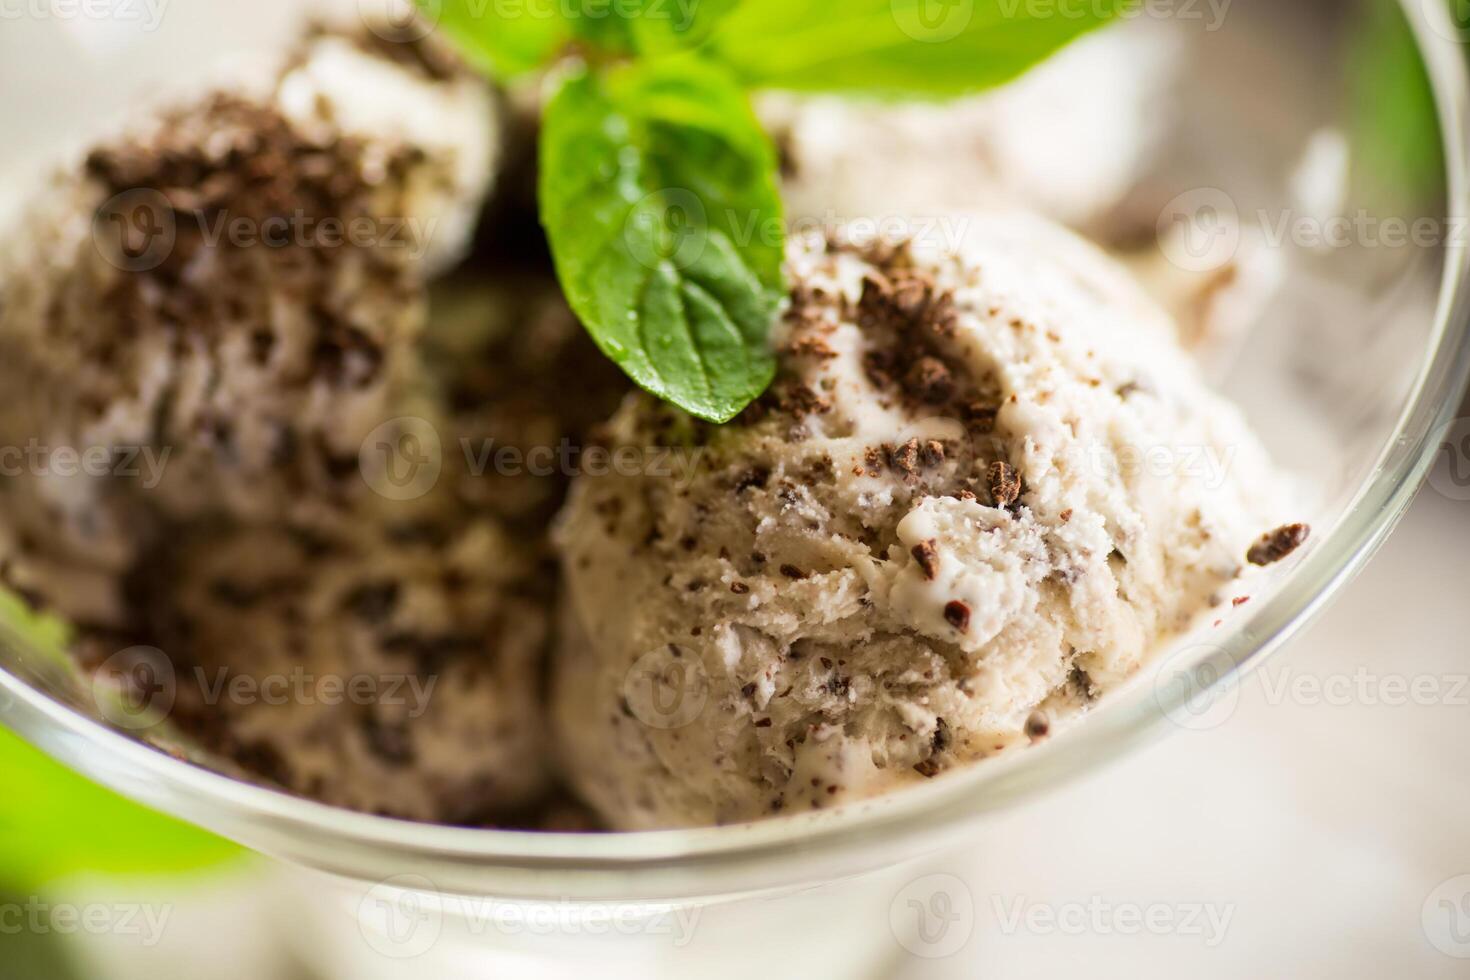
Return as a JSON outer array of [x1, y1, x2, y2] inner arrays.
[[539, 59, 784, 423], [567, 0, 639, 54], [630, 0, 741, 54], [1345, 0, 1443, 208], [428, 0, 572, 79], [567, 0, 738, 55], [709, 0, 1121, 97]]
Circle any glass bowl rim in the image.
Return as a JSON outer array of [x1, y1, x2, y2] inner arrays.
[[2, 0, 1468, 903]]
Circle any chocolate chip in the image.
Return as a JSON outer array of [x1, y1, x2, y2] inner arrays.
[[1025, 712, 1050, 741], [911, 539, 941, 581], [944, 601, 971, 633], [734, 467, 771, 492], [905, 356, 954, 404], [344, 582, 400, 625], [931, 717, 952, 754], [988, 460, 1022, 507], [361, 715, 415, 767], [731, 582, 750, 595], [1247, 523, 1310, 566], [892, 271, 934, 317], [780, 564, 807, 580]]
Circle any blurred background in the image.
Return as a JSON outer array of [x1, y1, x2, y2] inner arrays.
[[1, 0, 1468, 977]]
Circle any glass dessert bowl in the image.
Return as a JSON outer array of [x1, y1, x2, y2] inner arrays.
[[0, 0, 1466, 973]]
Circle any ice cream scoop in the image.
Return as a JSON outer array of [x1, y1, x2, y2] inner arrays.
[[552, 214, 1296, 829]]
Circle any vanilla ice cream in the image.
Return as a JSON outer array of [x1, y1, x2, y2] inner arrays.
[[553, 215, 1298, 829]]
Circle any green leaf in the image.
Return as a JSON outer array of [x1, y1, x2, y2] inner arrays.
[[0, 724, 240, 887], [633, 0, 742, 54], [709, 0, 1122, 98], [1344, 0, 1443, 208], [565, 0, 739, 55], [567, 0, 639, 54], [427, 0, 573, 79], [539, 59, 783, 422]]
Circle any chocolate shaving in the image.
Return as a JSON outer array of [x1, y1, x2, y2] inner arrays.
[[911, 539, 940, 581], [988, 461, 1021, 508], [943, 601, 971, 633], [1246, 523, 1310, 566]]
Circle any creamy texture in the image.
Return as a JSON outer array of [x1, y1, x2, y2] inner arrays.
[[761, 22, 1279, 370], [553, 216, 1291, 829], [0, 23, 625, 824], [0, 26, 499, 632], [760, 23, 1179, 231]]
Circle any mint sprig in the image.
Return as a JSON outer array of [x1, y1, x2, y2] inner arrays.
[[429, 0, 1121, 421], [540, 60, 782, 422], [711, 0, 1122, 97]]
